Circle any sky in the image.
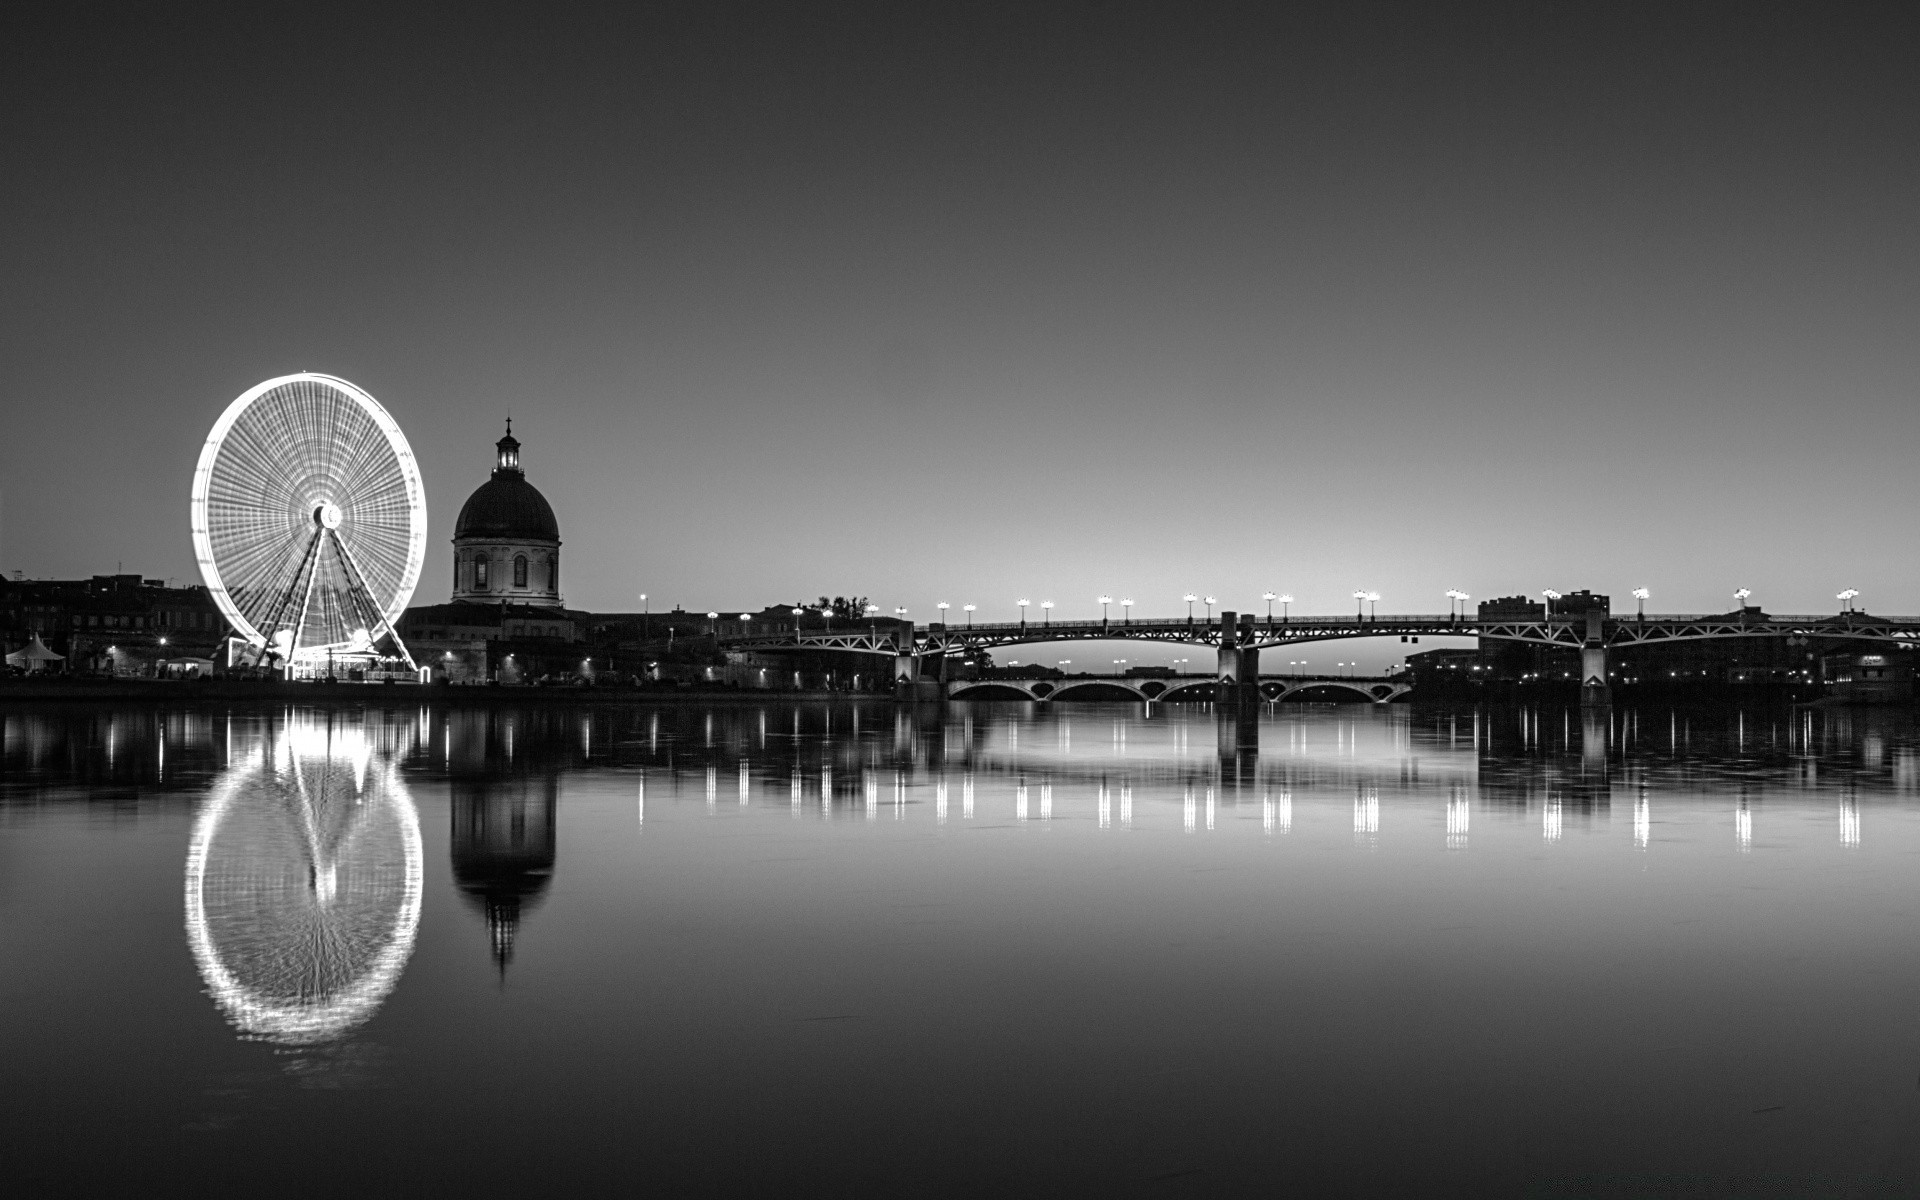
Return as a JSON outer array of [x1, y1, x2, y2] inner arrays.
[[4, 3, 1918, 670]]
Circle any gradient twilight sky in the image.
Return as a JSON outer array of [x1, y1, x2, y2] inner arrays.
[[4, 4, 1917, 667]]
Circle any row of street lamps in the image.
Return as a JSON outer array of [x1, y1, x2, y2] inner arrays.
[[644, 585, 1873, 631]]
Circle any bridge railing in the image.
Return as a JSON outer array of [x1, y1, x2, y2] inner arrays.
[[918, 613, 1919, 634]]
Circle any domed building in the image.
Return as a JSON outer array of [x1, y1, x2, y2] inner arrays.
[[451, 423, 562, 607], [400, 422, 586, 684]]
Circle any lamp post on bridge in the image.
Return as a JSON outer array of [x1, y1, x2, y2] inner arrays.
[[1353, 590, 1366, 621], [1263, 591, 1277, 629], [792, 607, 804, 643], [1366, 592, 1380, 622], [1279, 594, 1292, 624], [963, 603, 975, 628], [1018, 599, 1029, 631], [1184, 594, 1197, 630], [937, 601, 950, 628], [1542, 589, 1561, 621], [1734, 588, 1751, 613], [865, 603, 880, 641], [639, 592, 648, 640], [1121, 598, 1133, 626], [1204, 596, 1216, 624], [1041, 600, 1054, 627], [1633, 587, 1649, 623], [1098, 595, 1112, 632], [1838, 588, 1859, 614]]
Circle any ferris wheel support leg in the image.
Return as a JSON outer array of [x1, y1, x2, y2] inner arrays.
[[327, 529, 418, 671], [247, 528, 326, 671], [288, 530, 326, 666]]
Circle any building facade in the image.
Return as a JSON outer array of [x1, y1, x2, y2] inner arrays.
[[1, 574, 227, 675]]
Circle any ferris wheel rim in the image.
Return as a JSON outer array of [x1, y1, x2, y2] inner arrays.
[[189, 372, 427, 650]]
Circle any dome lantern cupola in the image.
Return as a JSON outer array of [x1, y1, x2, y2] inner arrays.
[[494, 421, 522, 476], [451, 421, 562, 606]]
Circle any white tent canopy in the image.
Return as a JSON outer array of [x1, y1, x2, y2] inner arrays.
[[6, 635, 65, 670]]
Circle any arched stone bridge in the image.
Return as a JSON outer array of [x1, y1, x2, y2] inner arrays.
[[948, 674, 1412, 704]]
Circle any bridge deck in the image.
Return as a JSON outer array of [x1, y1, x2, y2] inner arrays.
[[721, 612, 1920, 655]]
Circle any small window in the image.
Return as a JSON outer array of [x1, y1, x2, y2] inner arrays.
[[475, 557, 489, 588], [514, 555, 528, 588]]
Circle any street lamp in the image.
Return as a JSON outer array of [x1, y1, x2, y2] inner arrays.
[[1838, 588, 1859, 613], [963, 603, 975, 628], [1098, 595, 1112, 624], [1632, 587, 1649, 620], [1041, 600, 1054, 626], [937, 601, 950, 626], [1365, 591, 1380, 621], [1542, 588, 1561, 619], [639, 592, 649, 638], [1121, 597, 1133, 625], [1263, 591, 1277, 623], [1734, 588, 1752, 611], [1278, 594, 1292, 622], [1446, 589, 1468, 619], [791, 608, 805, 641], [1353, 590, 1367, 620], [1018, 598, 1030, 628], [1204, 596, 1216, 622], [1184, 593, 1197, 622]]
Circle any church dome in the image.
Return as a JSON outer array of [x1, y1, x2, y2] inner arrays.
[[453, 427, 559, 541]]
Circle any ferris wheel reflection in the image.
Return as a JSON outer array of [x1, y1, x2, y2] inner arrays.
[[184, 715, 423, 1045]]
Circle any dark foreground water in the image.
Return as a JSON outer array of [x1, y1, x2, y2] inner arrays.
[[5, 699, 1920, 1197]]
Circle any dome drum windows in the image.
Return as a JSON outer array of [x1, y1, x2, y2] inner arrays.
[[474, 556, 489, 588], [513, 555, 528, 589]]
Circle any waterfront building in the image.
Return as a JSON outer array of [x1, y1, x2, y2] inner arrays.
[[405, 424, 592, 682], [0, 574, 225, 674], [1820, 649, 1917, 704]]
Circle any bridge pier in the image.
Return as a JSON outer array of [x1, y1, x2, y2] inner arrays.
[[894, 652, 919, 700], [1581, 610, 1610, 708], [1214, 611, 1262, 709]]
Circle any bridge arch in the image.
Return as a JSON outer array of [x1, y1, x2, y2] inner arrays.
[[947, 683, 1040, 701], [1046, 680, 1149, 702]]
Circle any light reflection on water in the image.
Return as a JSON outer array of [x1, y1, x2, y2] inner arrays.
[[6, 698, 1920, 1192]]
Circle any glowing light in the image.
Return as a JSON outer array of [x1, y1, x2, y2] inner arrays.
[[189, 373, 425, 663]]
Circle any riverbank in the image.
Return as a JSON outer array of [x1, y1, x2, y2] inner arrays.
[[0, 678, 890, 706]]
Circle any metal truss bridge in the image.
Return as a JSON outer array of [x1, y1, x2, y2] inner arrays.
[[722, 611, 1920, 658], [721, 608, 1918, 701]]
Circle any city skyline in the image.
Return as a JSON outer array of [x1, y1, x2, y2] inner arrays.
[[4, 5, 1917, 655]]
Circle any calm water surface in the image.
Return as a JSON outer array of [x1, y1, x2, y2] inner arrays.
[[6, 699, 1920, 1196]]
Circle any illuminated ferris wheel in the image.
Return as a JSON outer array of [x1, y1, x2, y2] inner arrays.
[[184, 718, 424, 1045], [189, 373, 425, 670]]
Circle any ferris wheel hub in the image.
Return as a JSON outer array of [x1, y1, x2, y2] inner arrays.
[[314, 502, 343, 530]]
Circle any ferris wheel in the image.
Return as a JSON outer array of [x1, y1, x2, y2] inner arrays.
[[190, 373, 425, 669], [184, 717, 424, 1044]]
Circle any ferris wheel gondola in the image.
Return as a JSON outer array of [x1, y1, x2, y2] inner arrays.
[[189, 373, 425, 671]]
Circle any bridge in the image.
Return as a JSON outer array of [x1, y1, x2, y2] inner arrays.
[[948, 672, 1412, 704], [720, 607, 1919, 704]]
